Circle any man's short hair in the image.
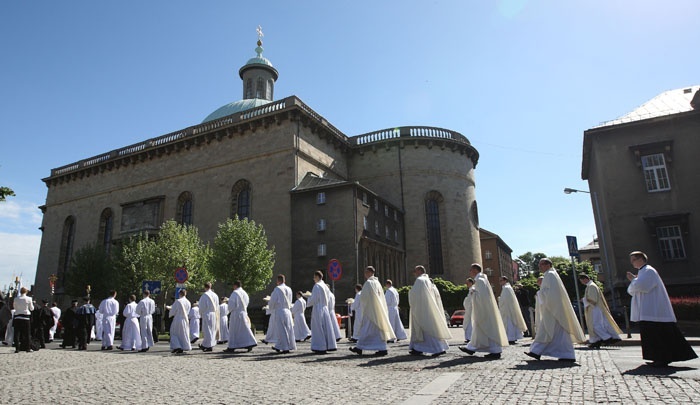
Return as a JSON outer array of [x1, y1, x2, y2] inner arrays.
[[467, 278, 475, 284], [233, 280, 241, 288], [578, 274, 590, 281], [314, 270, 324, 280], [539, 258, 553, 266], [109, 290, 117, 297], [129, 294, 136, 302], [415, 265, 427, 274], [143, 290, 150, 296], [629, 251, 648, 262], [355, 284, 362, 292], [179, 289, 187, 297], [500, 276, 509, 282], [296, 291, 303, 297], [204, 282, 212, 289], [277, 274, 286, 283], [19, 287, 28, 294], [385, 279, 393, 286], [365, 266, 376, 274], [470, 263, 482, 272]]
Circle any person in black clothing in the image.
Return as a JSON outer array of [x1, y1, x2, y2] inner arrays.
[[152, 305, 162, 343], [60, 300, 79, 348], [76, 297, 96, 350], [164, 297, 175, 333], [32, 299, 54, 349], [514, 284, 532, 337]]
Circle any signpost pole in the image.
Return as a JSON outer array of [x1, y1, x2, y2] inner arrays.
[[566, 236, 585, 334]]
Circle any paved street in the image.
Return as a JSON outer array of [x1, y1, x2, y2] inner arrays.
[[1, 328, 699, 404]]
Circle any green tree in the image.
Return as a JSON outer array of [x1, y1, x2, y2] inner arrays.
[[210, 217, 275, 295], [0, 186, 15, 202], [112, 231, 152, 298], [517, 251, 548, 276], [66, 242, 117, 300]]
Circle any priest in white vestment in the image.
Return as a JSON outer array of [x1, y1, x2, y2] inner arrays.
[[349, 284, 362, 342], [224, 281, 257, 353], [525, 259, 584, 362], [292, 291, 311, 342], [218, 297, 229, 344], [498, 277, 528, 344], [459, 265, 508, 359], [198, 282, 220, 352], [578, 274, 621, 348], [462, 278, 475, 342], [328, 287, 342, 341], [168, 289, 191, 353], [307, 271, 338, 353], [408, 265, 451, 356], [188, 302, 201, 344], [98, 290, 119, 350], [136, 289, 156, 352], [268, 274, 296, 353], [4, 308, 14, 345], [384, 280, 407, 341], [262, 297, 278, 345], [49, 303, 61, 342], [349, 266, 395, 356], [120, 294, 142, 351]]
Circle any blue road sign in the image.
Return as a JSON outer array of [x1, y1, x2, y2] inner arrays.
[[142, 280, 162, 295], [566, 235, 580, 258]]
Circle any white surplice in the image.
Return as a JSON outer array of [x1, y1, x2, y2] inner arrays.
[[356, 276, 395, 351], [98, 296, 119, 348], [466, 273, 508, 353], [94, 310, 103, 341], [198, 290, 220, 348], [136, 296, 156, 348], [307, 281, 337, 352], [227, 288, 257, 350], [219, 302, 229, 342], [351, 291, 362, 339], [385, 286, 407, 340], [169, 297, 191, 351], [291, 297, 311, 341], [269, 283, 296, 351], [120, 301, 141, 350], [188, 305, 201, 341], [462, 286, 474, 341], [408, 274, 450, 354], [499, 283, 528, 342], [328, 290, 342, 340], [49, 306, 61, 340], [627, 264, 677, 323]]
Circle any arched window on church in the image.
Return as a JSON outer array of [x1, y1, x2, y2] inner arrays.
[[231, 180, 252, 219], [176, 192, 194, 226], [266, 79, 273, 100], [245, 79, 253, 99], [256, 77, 264, 98], [57, 216, 76, 287], [98, 208, 113, 255], [425, 191, 444, 274]]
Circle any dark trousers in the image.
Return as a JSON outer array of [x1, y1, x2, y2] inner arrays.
[[13, 318, 31, 352]]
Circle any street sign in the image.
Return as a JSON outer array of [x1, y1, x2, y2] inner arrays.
[[142, 280, 162, 295], [327, 259, 342, 281], [566, 235, 580, 258], [174, 267, 189, 284]]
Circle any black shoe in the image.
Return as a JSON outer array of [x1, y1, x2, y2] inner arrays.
[[14, 349, 19, 353], [223, 348, 237, 353], [171, 349, 178, 353], [336, 338, 341, 342], [202, 347, 213, 352], [106, 346, 113, 351], [349, 346, 363, 355], [176, 348, 184, 354], [138, 348, 148, 352], [246, 345, 256, 352], [588, 341, 602, 349], [100, 346, 105, 350], [327, 348, 337, 352], [281, 350, 290, 354], [386, 340, 395, 344], [508, 341, 516, 345], [348, 338, 358, 343], [2, 342, 8, 346], [296, 340, 302, 342], [117, 347, 124, 351], [272, 347, 281, 352], [190, 338, 198, 344], [409, 349, 423, 356], [261, 339, 269, 344], [647, 361, 670, 368], [558, 358, 576, 363], [431, 351, 446, 357], [375, 350, 388, 356], [458, 346, 474, 355], [312, 350, 327, 354], [304, 336, 311, 341], [607, 338, 622, 346], [524, 351, 540, 360], [485, 352, 501, 359], [79, 347, 87, 351]]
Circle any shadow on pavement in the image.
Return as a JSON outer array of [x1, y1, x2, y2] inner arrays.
[[421, 355, 492, 370], [512, 359, 581, 370], [357, 353, 442, 367], [622, 364, 696, 376]]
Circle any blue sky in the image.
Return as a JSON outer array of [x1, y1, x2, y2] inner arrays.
[[1, 1, 698, 290]]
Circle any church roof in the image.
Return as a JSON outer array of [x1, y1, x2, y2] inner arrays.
[[292, 173, 349, 191], [594, 85, 699, 128], [202, 98, 272, 123]]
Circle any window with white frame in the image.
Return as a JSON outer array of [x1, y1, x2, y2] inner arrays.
[[316, 192, 326, 205], [317, 243, 327, 257], [657, 225, 686, 260], [317, 219, 326, 232], [385, 225, 390, 239], [374, 199, 379, 212], [641, 153, 671, 192], [363, 216, 368, 231], [394, 229, 399, 242], [484, 250, 492, 260], [362, 192, 369, 206], [374, 220, 379, 235]]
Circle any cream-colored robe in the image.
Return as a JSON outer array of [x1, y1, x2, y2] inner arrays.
[[467, 273, 508, 352], [409, 274, 450, 353], [583, 280, 621, 342]]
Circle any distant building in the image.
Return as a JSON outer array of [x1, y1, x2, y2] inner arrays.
[[479, 228, 513, 296], [582, 85, 700, 299], [578, 238, 602, 277]]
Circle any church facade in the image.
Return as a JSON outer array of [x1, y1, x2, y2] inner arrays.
[[33, 38, 481, 301]]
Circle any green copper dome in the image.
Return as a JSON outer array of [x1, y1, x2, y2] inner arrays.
[[202, 98, 272, 122]]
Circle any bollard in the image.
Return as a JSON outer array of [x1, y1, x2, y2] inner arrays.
[[624, 305, 631, 338]]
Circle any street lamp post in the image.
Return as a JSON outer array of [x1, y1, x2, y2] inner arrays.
[[564, 187, 618, 309]]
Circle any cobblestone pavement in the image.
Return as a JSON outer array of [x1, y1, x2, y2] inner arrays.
[[1, 328, 699, 404]]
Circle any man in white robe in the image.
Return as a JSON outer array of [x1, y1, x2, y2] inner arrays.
[[188, 302, 201, 344], [384, 280, 407, 342], [349, 266, 395, 356], [224, 281, 257, 353], [136, 289, 156, 352], [462, 277, 475, 342], [262, 297, 277, 345], [218, 297, 229, 344], [578, 274, 621, 348], [349, 284, 362, 342], [198, 282, 220, 352], [532, 276, 543, 338], [4, 308, 14, 346], [98, 290, 119, 350], [307, 271, 338, 354], [499, 277, 528, 344], [292, 291, 311, 342], [268, 274, 296, 353], [94, 309, 103, 341], [168, 289, 191, 354], [408, 265, 451, 356], [328, 287, 342, 342], [119, 294, 141, 351], [627, 251, 697, 367], [49, 302, 61, 342], [459, 264, 508, 359], [525, 258, 585, 362]]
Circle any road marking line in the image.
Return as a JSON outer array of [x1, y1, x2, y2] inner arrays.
[[401, 372, 463, 404]]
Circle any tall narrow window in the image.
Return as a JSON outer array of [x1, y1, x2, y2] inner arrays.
[[58, 216, 76, 287], [177, 192, 194, 226], [99, 208, 113, 254], [363, 216, 368, 231], [266, 79, 273, 100], [256, 77, 264, 98], [642, 153, 671, 192], [425, 191, 444, 274], [231, 180, 252, 219], [317, 243, 327, 257], [245, 79, 253, 99], [657, 225, 686, 260], [317, 219, 327, 232], [316, 192, 326, 205]]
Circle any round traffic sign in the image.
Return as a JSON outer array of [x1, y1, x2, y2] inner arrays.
[[327, 259, 342, 281], [174, 267, 189, 284]]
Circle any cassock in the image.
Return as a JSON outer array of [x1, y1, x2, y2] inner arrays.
[[307, 281, 337, 352], [356, 276, 396, 351], [462, 285, 474, 342], [408, 274, 450, 354], [218, 302, 229, 343], [328, 290, 342, 340], [350, 291, 362, 340], [120, 301, 141, 351], [98, 297, 119, 349], [76, 303, 96, 350], [628, 264, 697, 364], [227, 288, 257, 350], [499, 282, 528, 342], [169, 297, 191, 351], [385, 286, 407, 341], [269, 283, 296, 351], [466, 273, 508, 353], [530, 269, 585, 360], [291, 297, 311, 341], [136, 296, 156, 349], [583, 280, 621, 344], [198, 290, 220, 349], [188, 304, 201, 342]]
